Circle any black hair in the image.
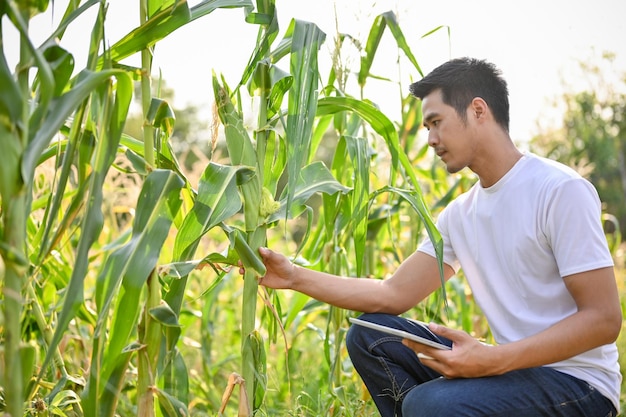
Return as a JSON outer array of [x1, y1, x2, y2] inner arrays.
[[409, 57, 510, 132]]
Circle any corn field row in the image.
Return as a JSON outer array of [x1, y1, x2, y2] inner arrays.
[[0, 1, 478, 415]]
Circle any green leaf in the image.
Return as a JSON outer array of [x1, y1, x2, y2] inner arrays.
[[41, 45, 75, 97], [103, 0, 253, 66], [269, 161, 350, 223], [343, 136, 370, 276], [5, 1, 55, 126], [149, 303, 180, 327], [94, 170, 183, 391], [358, 11, 423, 87], [212, 75, 257, 166], [38, 71, 133, 383], [379, 11, 423, 77], [103, 2, 191, 65], [147, 97, 176, 137], [191, 0, 253, 20], [237, 0, 278, 89], [0, 124, 23, 201], [0, 42, 24, 124], [284, 19, 326, 220], [374, 186, 446, 307], [155, 386, 189, 417], [23, 69, 131, 187], [160, 351, 190, 415], [248, 59, 293, 117], [173, 162, 254, 261], [316, 95, 445, 305], [213, 73, 262, 229], [148, 0, 176, 17]]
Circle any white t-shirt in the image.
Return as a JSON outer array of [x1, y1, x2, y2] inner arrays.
[[418, 152, 621, 411]]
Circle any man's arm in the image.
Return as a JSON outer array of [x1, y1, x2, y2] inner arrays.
[[257, 247, 455, 315], [404, 266, 622, 378]]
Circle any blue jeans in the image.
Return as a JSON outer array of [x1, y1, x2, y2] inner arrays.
[[346, 313, 617, 417]]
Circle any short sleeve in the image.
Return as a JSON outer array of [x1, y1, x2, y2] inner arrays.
[[545, 178, 613, 277], [417, 205, 461, 273]]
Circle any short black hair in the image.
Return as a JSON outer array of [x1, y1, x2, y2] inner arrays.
[[409, 57, 510, 132]]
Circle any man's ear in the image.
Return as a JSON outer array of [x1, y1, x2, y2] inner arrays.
[[470, 97, 488, 120]]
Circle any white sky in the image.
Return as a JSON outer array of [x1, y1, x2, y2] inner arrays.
[[4, 0, 626, 143]]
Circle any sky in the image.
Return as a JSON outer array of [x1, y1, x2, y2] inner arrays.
[[3, 0, 626, 144]]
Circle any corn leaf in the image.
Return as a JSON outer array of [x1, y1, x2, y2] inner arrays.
[[90, 170, 183, 401], [268, 161, 350, 223], [284, 19, 326, 220], [358, 10, 423, 88], [316, 96, 445, 296], [237, 0, 278, 89], [35, 0, 99, 49], [39, 71, 133, 381], [104, 1, 190, 65], [148, 0, 177, 17], [159, 351, 190, 415], [104, 169, 184, 349], [155, 386, 189, 417], [213, 75, 257, 166], [213, 73, 262, 229], [5, 1, 55, 129], [374, 186, 446, 306], [102, 0, 252, 66], [248, 60, 293, 117], [191, 0, 253, 19], [23, 69, 130, 187], [173, 162, 255, 260], [0, 40, 24, 123], [343, 136, 370, 276]]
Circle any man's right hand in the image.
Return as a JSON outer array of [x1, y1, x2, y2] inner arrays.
[[255, 247, 297, 290]]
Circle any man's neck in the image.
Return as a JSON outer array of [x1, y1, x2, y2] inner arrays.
[[474, 141, 523, 188]]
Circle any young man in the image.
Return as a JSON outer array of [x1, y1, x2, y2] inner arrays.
[[252, 58, 622, 416]]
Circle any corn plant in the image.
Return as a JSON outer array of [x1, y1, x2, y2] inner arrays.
[[197, 4, 460, 414], [0, 0, 475, 415], [0, 0, 258, 415]]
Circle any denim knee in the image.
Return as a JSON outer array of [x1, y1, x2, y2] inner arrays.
[[345, 313, 381, 355], [401, 381, 448, 416]]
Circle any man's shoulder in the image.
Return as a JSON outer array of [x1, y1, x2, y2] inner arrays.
[[524, 152, 582, 181], [523, 153, 601, 207]]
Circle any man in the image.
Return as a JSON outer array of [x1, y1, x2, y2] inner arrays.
[[252, 58, 622, 416]]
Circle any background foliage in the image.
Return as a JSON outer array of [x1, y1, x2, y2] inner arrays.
[[0, 1, 624, 416]]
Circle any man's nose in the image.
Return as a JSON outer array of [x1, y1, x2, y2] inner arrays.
[[427, 131, 438, 147]]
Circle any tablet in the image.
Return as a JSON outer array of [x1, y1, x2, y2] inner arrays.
[[349, 317, 452, 350]]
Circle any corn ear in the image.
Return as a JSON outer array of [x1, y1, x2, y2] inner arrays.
[[226, 226, 267, 277], [243, 330, 267, 410]]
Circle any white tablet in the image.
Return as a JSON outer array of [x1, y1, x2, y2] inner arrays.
[[349, 317, 451, 350]]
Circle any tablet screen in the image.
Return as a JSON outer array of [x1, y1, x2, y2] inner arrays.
[[349, 317, 452, 350]]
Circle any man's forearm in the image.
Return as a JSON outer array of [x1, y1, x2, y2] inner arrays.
[[490, 308, 621, 375], [290, 266, 396, 313]]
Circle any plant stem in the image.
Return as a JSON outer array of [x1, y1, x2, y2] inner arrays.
[[140, 0, 155, 168], [2, 197, 27, 417], [137, 271, 161, 417], [137, 1, 158, 415], [241, 226, 266, 413]]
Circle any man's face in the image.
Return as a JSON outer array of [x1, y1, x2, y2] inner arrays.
[[421, 89, 476, 174]]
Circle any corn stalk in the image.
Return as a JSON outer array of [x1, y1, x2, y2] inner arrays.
[[0, 0, 255, 415], [0, 0, 454, 414]]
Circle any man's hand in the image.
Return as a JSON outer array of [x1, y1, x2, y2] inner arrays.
[[402, 323, 501, 379], [239, 247, 297, 290]]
